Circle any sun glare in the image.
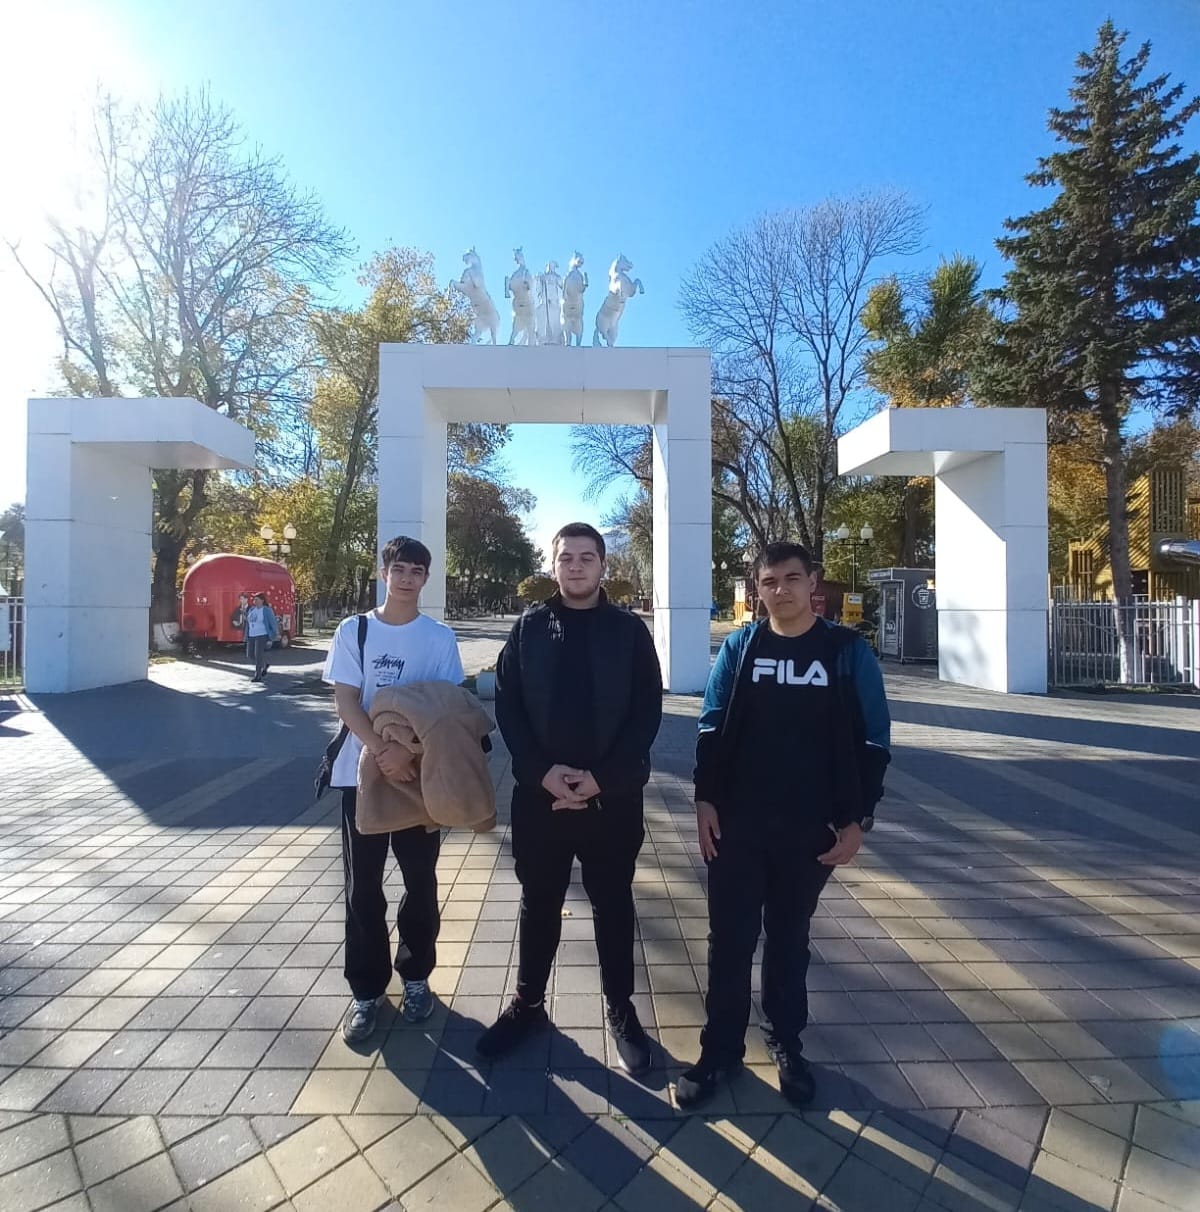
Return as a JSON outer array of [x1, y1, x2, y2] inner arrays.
[[1, 1, 153, 234]]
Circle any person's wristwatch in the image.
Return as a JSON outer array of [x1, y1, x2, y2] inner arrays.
[[859, 815, 875, 833]]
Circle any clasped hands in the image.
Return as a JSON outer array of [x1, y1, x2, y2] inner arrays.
[[372, 741, 419, 783], [542, 764, 601, 810]]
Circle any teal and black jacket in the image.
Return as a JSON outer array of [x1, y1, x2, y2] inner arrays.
[[695, 618, 891, 828]]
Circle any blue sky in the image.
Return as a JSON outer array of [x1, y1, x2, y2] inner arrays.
[[2, 0, 1197, 561]]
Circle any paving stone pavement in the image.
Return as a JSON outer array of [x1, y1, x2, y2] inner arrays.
[[1, 620, 1199, 1210]]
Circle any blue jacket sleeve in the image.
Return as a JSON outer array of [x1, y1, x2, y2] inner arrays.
[[694, 629, 747, 804], [849, 636, 891, 812]]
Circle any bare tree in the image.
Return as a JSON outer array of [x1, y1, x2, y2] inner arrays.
[[680, 193, 923, 556], [569, 425, 652, 499], [9, 90, 350, 618]]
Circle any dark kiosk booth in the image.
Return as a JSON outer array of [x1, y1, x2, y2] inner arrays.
[[868, 567, 937, 663]]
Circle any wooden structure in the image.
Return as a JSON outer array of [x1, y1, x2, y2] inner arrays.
[[1067, 468, 1200, 600]]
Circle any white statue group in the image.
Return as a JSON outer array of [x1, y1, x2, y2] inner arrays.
[[450, 248, 644, 347]]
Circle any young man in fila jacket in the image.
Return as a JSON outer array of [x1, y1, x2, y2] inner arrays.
[[675, 541, 891, 1109]]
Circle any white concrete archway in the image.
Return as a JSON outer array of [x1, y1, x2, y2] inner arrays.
[[376, 344, 713, 692], [25, 397, 255, 693], [838, 407, 1048, 694]]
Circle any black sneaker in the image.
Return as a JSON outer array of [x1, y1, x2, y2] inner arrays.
[[674, 1054, 739, 1110], [475, 997, 549, 1059], [769, 1039, 816, 1106], [607, 1000, 652, 1076]]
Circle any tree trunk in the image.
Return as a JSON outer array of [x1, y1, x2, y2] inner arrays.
[[152, 533, 183, 624], [1099, 391, 1135, 680], [901, 478, 923, 567], [318, 398, 371, 605]]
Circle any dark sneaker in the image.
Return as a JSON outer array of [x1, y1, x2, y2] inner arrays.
[[607, 1000, 652, 1076], [674, 1054, 740, 1110], [476, 997, 549, 1059], [770, 1040, 816, 1106], [401, 978, 434, 1023], [341, 994, 385, 1043]]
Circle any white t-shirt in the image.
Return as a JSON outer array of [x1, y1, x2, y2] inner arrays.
[[322, 611, 465, 787]]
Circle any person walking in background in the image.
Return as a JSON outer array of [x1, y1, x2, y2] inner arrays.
[[231, 592, 251, 665], [246, 592, 278, 682]]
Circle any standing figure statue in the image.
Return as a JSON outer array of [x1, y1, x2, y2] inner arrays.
[[504, 248, 537, 346], [561, 252, 589, 347], [592, 255, 645, 347], [535, 261, 565, 345], [449, 248, 500, 345]]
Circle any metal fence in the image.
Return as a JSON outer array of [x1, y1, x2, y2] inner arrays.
[[0, 597, 23, 689], [1050, 598, 1199, 688]]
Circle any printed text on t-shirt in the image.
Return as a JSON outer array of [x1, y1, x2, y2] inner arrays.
[[751, 658, 829, 686]]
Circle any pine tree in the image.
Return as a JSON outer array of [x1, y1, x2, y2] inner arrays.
[[979, 21, 1200, 610]]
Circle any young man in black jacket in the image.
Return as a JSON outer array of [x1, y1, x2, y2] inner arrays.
[[476, 523, 664, 1075], [676, 541, 891, 1109]]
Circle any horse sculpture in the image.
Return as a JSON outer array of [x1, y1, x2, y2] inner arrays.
[[561, 253, 589, 347], [535, 261, 564, 345], [504, 248, 536, 346], [592, 254, 644, 347], [449, 248, 500, 345]]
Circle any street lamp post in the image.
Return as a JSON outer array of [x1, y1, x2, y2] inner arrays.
[[260, 522, 298, 564], [833, 523, 874, 592]]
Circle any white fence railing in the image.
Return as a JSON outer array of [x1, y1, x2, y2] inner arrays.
[[1049, 598, 1199, 688], [0, 597, 23, 689]]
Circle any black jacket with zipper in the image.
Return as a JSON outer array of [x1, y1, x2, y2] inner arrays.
[[495, 593, 663, 797]]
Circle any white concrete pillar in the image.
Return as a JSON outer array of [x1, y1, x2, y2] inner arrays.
[[936, 438, 1048, 693], [24, 398, 253, 693], [838, 407, 1048, 695], [652, 351, 712, 693], [26, 425, 155, 692], [377, 344, 448, 618]]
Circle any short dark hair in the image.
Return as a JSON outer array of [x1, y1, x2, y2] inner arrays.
[[253, 592, 267, 604], [753, 541, 814, 580], [552, 522, 605, 560], [380, 535, 432, 572]]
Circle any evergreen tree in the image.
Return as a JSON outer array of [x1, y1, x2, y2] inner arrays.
[[979, 21, 1200, 608]]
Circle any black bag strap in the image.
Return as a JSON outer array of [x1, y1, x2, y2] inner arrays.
[[354, 611, 369, 689], [314, 613, 371, 801], [339, 612, 370, 722]]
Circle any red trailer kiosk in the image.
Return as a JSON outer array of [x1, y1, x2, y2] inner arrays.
[[178, 554, 296, 650]]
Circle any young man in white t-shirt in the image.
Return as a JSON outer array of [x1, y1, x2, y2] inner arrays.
[[323, 535, 464, 1043]]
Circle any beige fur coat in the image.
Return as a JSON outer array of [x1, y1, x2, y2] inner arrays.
[[357, 681, 496, 835]]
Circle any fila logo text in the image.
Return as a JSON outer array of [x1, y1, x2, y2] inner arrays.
[[751, 658, 829, 686]]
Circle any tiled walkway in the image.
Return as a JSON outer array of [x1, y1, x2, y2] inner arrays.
[[0, 623, 1198, 1210]]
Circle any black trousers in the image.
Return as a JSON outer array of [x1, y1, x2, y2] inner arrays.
[[341, 788, 441, 999], [700, 809, 834, 1063], [511, 788, 645, 1007]]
